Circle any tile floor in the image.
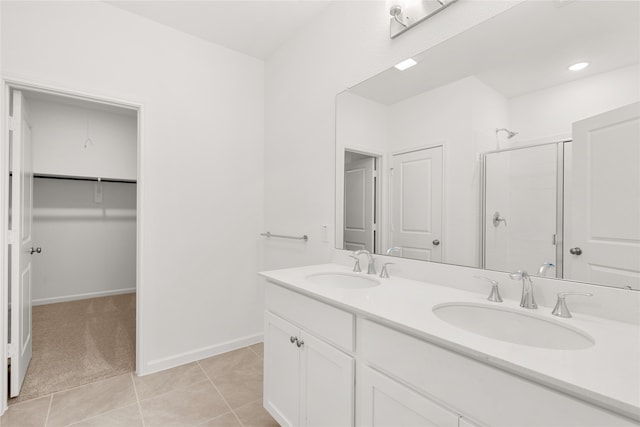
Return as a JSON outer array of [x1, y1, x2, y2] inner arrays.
[[1, 343, 279, 427]]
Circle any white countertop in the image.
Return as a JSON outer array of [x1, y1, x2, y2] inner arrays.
[[260, 263, 640, 421]]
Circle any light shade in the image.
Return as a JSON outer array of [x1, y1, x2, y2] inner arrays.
[[394, 58, 417, 71], [568, 62, 589, 71]]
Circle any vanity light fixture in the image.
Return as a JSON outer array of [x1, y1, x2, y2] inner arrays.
[[389, 0, 457, 39], [568, 62, 589, 71], [394, 58, 418, 71]]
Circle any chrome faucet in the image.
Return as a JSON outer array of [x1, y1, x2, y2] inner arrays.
[[551, 292, 593, 318], [538, 262, 555, 277], [349, 255, 361, 273], [379, 262, 394, 278], [354, 249, 376, 275], [385, 247, 401, 256], [474, 276, 503, 303], [509, 270, 537, 309]]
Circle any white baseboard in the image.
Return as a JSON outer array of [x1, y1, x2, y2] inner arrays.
[[139, 332, 264, 376], [32, 287, 136, 306]]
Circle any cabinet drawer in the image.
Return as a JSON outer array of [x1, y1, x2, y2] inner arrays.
[[265, 282, 354, 352], [360, 319, 636, 427]]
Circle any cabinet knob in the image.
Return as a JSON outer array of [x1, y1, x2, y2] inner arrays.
[[569, 247, 582, 255], [296, 339, 304, 348], [290, 336, 298, 344]]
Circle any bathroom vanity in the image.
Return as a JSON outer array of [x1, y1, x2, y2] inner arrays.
[[260, 264, 639, 427]]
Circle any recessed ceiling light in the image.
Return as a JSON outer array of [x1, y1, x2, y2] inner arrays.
[[394, 58, 417, 71], [568, 62, 589, 71]]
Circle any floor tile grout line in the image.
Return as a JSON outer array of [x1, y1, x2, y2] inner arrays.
[[43, 394, 54, 427], [193, 410, 237, 427], [247, 344, 260, 358], [196, 360, 247, 427], [14, 370, 134, 407], [134, 371, 212, 405], [56, 374, 140, 427], [130, 372, 147, 427]]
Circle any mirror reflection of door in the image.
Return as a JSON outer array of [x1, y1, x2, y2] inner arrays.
[[484, 144, 559, 276], [344, 151, 377, 252], [390, 146, 443, 262], [566, 102, 640, 289]]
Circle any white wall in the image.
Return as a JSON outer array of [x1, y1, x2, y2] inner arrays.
[[509, 64, 640, 142], [2, 1, 264, 374], [263, 1, 523, 273], [27, 96, 137, 180], [335, 91, 389, 251], [32, 179, 136, 304]]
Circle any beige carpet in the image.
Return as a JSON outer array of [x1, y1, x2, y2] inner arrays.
[[10, 293, 136, 404]]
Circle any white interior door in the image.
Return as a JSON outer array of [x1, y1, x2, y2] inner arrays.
[[9, 89, 34, 397], [344, 156, 376, 252], [566, 102, 640, 289], [390, 147, 443, 261]]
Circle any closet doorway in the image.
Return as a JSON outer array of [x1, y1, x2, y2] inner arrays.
[[4, 84, 140, 404]]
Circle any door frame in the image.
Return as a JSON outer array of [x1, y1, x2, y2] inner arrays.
[[336, 146, 384, 253], [0, 76, 145, 411]]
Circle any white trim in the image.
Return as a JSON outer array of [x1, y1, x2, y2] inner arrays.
[[0, 75, 144, 412], [32, 288, 135, 306], [0, 77, 9, 417], [141, 333, 264, 376]]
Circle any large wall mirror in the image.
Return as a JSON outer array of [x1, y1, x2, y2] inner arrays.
[[335, 0, 639, 290]]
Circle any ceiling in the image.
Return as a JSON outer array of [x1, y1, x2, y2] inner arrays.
[[106, 1, 332, 60], [350, 0, 640, 104]]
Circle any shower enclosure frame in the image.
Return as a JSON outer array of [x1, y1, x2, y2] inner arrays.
[[479, 140, 569, 278]]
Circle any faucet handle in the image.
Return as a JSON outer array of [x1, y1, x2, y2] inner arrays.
[[552, 292, 593, 318], [380, 262, 395, 279], [474, 276, 503, 303], [349, 255, 361, 273]]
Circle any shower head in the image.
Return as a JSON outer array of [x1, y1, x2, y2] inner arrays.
[[496, 128, 518, 139]]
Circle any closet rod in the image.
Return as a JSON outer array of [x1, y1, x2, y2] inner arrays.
[[33, 173, 136, 184]]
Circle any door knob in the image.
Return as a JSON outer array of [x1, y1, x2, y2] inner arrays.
[[569, 247, 582, 256], [492, 212, 507, 227], [432, 239, 440, 246], [29, 247, 42, 255]]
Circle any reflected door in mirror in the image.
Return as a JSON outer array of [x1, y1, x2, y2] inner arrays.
[[344, 153, 377, 252], [390, 147, 443, 261], [566, 102, 640, 290]]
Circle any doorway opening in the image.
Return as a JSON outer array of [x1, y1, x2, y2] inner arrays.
[[3, 82, 140, 406], [343, 150, 380, 254]]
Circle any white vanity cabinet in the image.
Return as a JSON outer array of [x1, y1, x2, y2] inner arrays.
[[359, 319, 636, 427], [357, 365, 460, 427], [262, 276, 638, 427], [264, 283, 355, 427]]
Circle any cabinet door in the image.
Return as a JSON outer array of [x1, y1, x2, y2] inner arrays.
[[357, 366, 458, 427], [300, 331, 355, 427], [264, 312, 301, 427]]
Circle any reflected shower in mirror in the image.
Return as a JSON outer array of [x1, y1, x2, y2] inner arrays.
[[335, 0, 640, 289]]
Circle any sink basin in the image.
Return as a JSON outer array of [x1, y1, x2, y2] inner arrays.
[[306, 272, 380, 289], [433, 303, 594, 350]]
